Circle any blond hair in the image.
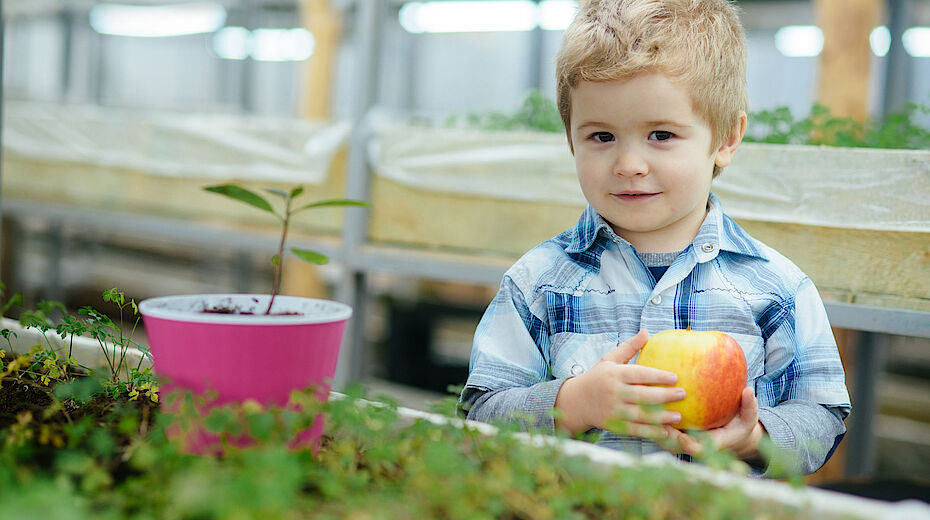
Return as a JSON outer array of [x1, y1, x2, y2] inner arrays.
[[555, 0, 747, 175]]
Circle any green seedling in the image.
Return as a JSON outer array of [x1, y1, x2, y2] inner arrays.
[[204, 184, 367, 314]]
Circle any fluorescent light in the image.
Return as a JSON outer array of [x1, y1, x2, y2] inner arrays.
[[399, 1, 537, 33], [213, 26, 251, 60], [252, 28, 315, 62], [870, 26, 890, 57], [89, 2, 226, 38], [539, 1, 577, 31], [774, 25, 823, 57], [212, 27, 315, 62], [903, 27, 930, 57]]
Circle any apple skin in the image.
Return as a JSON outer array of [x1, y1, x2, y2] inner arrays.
[[636, 329, 748, 431]]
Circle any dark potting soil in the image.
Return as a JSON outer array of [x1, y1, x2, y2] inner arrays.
[[201, 306, 301, 316]]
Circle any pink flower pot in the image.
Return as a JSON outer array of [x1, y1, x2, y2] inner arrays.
[[139, 294, 351, 452]]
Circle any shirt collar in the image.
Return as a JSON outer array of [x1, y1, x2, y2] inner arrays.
[[564, 193, 769, 261]]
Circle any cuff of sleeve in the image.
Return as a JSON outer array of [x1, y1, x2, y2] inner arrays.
[[758, 406, 796, 451], [755, 406, 795, 477], [523, 378, 568, 432]]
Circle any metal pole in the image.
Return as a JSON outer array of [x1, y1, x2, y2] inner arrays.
[[528, 0, 544, 92], [60, 5, 74, 102], [881, 0, 912, 116], [334, 0, 384, 389], [845, 331, 886, 477]]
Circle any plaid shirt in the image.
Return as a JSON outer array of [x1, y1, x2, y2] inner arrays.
[[461, 194, 850, 473]]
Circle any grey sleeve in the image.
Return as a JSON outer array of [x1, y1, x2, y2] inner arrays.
[[756, 400, 847, 477], [458, 379, 567, 433]]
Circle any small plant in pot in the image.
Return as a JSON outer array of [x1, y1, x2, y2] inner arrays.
[[138, 185, 367, 452]]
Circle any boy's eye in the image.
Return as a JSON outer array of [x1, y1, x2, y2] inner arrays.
[[590, 132, 615, 143], [650, 131, 674, 141]]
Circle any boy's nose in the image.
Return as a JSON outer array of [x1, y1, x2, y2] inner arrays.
[[613, 148, 648, 177]]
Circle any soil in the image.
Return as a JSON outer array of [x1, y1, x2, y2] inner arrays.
[[0, 373, 159, 434], [198, 297, 300, 316], [0, 378, 54, 429], [201, 306, 300, 316]]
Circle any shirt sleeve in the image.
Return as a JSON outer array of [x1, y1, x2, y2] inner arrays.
[[459, 379, 566, 432], [756, 401, 847, 476], [753, 276, 851, 476], [458, 273, 556, 423]]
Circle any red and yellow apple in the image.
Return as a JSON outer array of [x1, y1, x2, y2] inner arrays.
[[636, 329, 747, 430]]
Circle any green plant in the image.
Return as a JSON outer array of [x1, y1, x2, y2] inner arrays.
[[0, 382, 816, 519], [450, 91, 930, 151], [204, 185, 367, 314], [0, 285, 156, 402], [741, 102, 930, 149], [447, 89, 564, 133]]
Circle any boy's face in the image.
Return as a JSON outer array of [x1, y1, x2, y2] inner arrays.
[[570, 73, 737, 253]]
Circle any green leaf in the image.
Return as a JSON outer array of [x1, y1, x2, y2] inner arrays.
[[102, 287, 124, 306], [204, 185, 276, 215], [1, 292, 23, 314], [289, 186, 305, 199], [271, 254, 280, 266], [290, 248, 329, 265], [293, 199, 369, 215], [263, 188, 290, 200], [53, 376, 105, 404]]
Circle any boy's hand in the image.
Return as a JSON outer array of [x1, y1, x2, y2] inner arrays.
[[555, 330, 686, 437], [663, 386, 766, 461]]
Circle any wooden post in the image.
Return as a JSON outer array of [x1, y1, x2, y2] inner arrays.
[[813, 0, 883, 122], [807, 0, 883, 481], [282, 0, 342, 298], [299, 0, 340, 119]]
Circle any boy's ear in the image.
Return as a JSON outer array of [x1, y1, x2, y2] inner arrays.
[[714, 111, 747, 168]]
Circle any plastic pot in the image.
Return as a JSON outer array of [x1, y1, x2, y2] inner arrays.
[[139, 294, 351, 452]]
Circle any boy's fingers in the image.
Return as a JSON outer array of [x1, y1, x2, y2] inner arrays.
[[739, 386, 758, 421], [619, 365, 679, 386], [609, 403, 681, 425], [600, 329, 649, 364], [742, 387, 757, 412], [667, 429, 704, 456], [621, 384, 686, 405], [606, 416, 668, 440]]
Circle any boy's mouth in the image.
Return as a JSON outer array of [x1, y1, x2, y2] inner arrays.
[[613, 191, 659, 201]]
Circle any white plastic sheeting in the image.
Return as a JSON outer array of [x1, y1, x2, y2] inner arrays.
[[369, 117, 930, 233], [3, 101, 351, 184]]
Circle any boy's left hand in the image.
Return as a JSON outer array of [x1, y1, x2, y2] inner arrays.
[[662, 387, 766, 461]]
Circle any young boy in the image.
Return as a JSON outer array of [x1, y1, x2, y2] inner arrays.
[[459, 0, 850, 476]]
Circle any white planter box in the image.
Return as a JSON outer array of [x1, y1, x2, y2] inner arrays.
[[345, 394, 930, 520], [1, 317, 151, 378]]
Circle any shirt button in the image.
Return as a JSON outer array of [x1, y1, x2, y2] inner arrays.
[[650, 295, 662, 305], [570, 363, 584, 376], [701, 242, 715, 252]]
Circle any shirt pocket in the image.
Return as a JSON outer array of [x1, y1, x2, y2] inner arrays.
[[726, 331, 765, 384], [549, 332, 619, 379]]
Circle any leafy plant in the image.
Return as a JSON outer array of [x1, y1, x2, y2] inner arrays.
[[446, 89, 564, 133], [744, 102, 930, 149], [0, 286, 157, 402], [0, 382, 817, 519], [204, 185, 367, 314], [450, 90, 930, 151]]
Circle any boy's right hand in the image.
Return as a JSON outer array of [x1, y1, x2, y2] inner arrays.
[[554, 330, 686, 438]]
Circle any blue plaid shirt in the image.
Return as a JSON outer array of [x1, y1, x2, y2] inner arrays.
[[461, 194, 850, 474]]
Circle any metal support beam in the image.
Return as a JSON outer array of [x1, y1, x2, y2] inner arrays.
[[882, 0, 912, 116], [845, 331, 887, 477], [334, 0, 385, 390]]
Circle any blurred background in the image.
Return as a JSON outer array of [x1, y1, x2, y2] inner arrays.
[[1, 0, 929, 494]]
